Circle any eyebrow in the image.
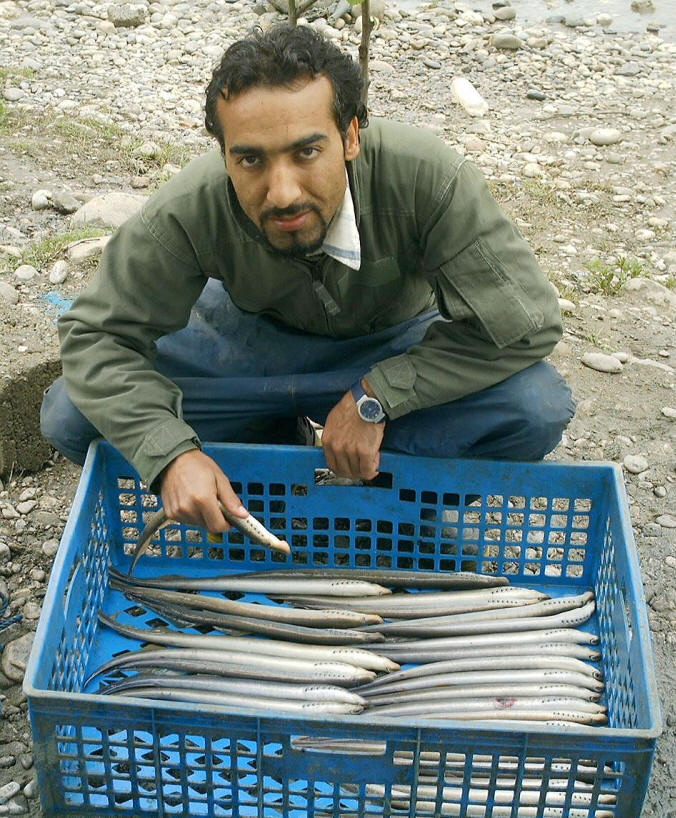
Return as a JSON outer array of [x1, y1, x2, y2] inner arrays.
[[229, 132, 328, 156]]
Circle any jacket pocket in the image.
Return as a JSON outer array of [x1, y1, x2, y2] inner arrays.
[[436, 239, 544, 347]]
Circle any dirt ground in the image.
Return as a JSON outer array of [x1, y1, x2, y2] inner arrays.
[[1, 4, 675, 816]]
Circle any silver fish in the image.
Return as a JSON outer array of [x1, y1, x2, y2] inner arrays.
[[86, 647, 376, 686], [114, 687, 364, 714], [109, 572, 384, 626], [129, 501, 291, 575], [100, 672, 367, 704], [98, 612, 398, 672], [236, 567, 509, 589], [364, 683, 601, 705], [356, 654, 602, 690]]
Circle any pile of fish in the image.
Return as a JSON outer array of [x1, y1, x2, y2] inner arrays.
[[91, 565, 606, 728]]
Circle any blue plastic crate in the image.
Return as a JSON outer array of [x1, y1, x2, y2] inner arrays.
[[24, 441, 661, 817]]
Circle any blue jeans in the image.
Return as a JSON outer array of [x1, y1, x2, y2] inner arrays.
[[41, 280, 575, 467]]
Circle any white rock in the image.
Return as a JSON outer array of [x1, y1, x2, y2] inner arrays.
[[451, 77, 488, 117], [581, 352, 623, 373], [0, 632, 34, 682], [0, 280, 20, 305], [597, 13, 613, 27], [29, 568, 46, 582], [523, 163, 541, 178], [612, 351, 631, 363], [16, 500, 37, 514], [134, 139, 162, 158], [2, 87, 24, 101], [588, 128, 622, 146], [66, 236, 110, 260], [48, 260, 69, 284], [558, 298, 576, 313], [621, 278, 676, 312], [14, 264, 38, 281], [656, 514, 676, 529], [71, 192, 147, 228], [22, 600, 41, 620], [41, 538, 59, 557], [31, 189, 51, 210], [623, 454, 649, 474]]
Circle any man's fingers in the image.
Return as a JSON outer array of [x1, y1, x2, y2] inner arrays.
[[215, 473, 248, 523]]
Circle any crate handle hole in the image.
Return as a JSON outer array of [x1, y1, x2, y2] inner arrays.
[[313, 470, 393, 489]]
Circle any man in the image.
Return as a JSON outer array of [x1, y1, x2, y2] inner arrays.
[[41, 24, 574, 535]]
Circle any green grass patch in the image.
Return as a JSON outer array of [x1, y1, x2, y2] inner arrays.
[[21, 228, 110, 270], [585, 256, 647, 295], [0, 66, 35, 83]]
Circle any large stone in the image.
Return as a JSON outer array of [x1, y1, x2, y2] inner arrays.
[[588, 128, 622, 146], [581, 352, 623, 374], [1, 632, 34, 682], [107, 2, 148, 27], [66, 236, 110, 260], [0, 281, 19, 305], [620, 277, 676, 313], [71, 192, 147, 228], [491, 32, 523, 50]]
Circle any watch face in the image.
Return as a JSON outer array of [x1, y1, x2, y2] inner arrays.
[[360, 397, 384, 421]]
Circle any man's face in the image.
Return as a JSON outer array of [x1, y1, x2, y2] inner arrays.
[[217, 75, 360, 255]]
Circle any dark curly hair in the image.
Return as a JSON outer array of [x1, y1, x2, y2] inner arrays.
[[205, 25, 368, 151]]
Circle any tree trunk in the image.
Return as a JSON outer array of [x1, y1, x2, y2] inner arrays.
[[358, 0, 372, 108], [288, 0, 298, 25]]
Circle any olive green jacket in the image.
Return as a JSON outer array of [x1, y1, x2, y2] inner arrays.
[[58, 118, 562, 487]]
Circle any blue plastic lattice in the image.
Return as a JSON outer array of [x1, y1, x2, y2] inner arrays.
[[25, 442, 661, 817]]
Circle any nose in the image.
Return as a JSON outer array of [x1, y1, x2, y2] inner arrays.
[[265, 160, 302, 210]]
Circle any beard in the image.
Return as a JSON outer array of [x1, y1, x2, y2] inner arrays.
[[259, 203, 329, 257]]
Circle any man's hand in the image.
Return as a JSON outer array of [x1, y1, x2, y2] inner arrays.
[[160, 449, 248, 532], [322, 383, 385, 481]]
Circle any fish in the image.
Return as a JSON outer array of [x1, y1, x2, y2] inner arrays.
[[85, 647, 376, 686], [109, 573, 384, 626], [98, 611, 398, 672], [356, 654, 602, 690], [113, 687, 365, 714], [277, 586, 548, 617], [363, 683, 601, 705], [357, 600, 596, 638], [113, 588, 384, 645], [99, 672, 367, 704], [128, 501, 291, 575], [358, 592, 595, 633], [115, 568, 392, 597], [235, 567, 509, 590]]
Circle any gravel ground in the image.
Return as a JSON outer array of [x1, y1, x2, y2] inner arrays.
[[0, 0, 675, 815]]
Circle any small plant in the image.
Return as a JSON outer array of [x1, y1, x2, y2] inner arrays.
[[585, 256, 647, 296]]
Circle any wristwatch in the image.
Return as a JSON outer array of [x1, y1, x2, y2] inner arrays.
[[350, 381, 387, 423]]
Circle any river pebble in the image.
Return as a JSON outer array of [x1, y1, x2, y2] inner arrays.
[[624, 455, 649, 475], [13, 265, 38, 282], [581, 352, 623, 373], [662, 407, 676, 420], [657, 515, 676, 529], [0, 782, 20, 804], [588, 128, 622, 147], [0, 633, 34, 682], [48, 260, 69, 285]]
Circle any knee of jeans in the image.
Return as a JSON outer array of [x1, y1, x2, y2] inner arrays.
[[513, 373, 575, 457], [40, 379, 92, 449]]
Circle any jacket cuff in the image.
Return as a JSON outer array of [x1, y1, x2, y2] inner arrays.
[[133, 417, 202, 492], [366, 354, 418, 421]]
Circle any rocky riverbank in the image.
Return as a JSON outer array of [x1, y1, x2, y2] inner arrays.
[[1, 0, 675, 815]]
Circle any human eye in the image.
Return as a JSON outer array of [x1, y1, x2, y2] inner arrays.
[[239, 155, 261, 168], [298, 146, 320, 160]]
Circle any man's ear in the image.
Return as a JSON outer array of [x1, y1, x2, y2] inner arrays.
[[344, 116, 360, 161]]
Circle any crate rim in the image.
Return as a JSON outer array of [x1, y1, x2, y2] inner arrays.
[[23, 439, 662, 743]]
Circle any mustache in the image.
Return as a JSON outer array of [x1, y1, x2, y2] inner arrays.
[[261, 202, 321, 222]]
